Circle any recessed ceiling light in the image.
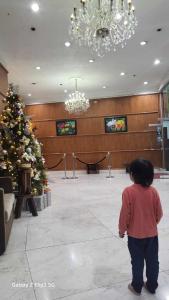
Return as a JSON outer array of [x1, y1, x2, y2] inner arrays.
[[102, 86, 107, 89], [65, 41, 71, 47], [59, 83, 63, 86], [156, 28, 162, 32], [28, 93, 32, 97], [154, 59, 160, 65], [64, 89, 67, 93], [120, 72, 125, 76], [31, 2, 39, 12], [89, 59, 95, 63], [36, 66, 40, 70], [32, 82, 37, 85], [140, 41, 147, 46], [144, 81, 148, 85]]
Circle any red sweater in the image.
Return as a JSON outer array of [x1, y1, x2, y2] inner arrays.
[[119, 184, 163, 238]]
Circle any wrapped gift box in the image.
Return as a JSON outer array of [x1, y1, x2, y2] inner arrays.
[[45, 190, 51, 206], [33, 195, 45, 211]]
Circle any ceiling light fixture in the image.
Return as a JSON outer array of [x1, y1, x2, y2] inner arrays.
[[69, 0, 138, 57], [28, 93, 32, 97], [89, 59, 95, 63], [64, 89, 68, 93], [120, 72, 125, 76], [31, 2, 40, 12], [65, 41, 71, 47], [140, 41, 147, 46], [65, 79, 90, 114], [36, 66, 41, 70], [154, 59, 160, 65], [102, 86, 107, 89], [144, 81, 148, 85]]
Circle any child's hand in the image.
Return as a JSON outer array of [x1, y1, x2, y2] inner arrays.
[[119, 232, 125, 238]]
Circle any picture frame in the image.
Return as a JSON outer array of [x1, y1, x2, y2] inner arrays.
[[104, 115, 128, 133], [56, 119, 77, 136]]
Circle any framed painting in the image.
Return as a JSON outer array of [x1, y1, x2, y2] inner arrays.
[[104, 116, 128, 133], [56, 119, 77, 136]]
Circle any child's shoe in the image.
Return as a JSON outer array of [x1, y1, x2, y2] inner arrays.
[[144, 282, 155, 294], [128, 284, 141, 296]]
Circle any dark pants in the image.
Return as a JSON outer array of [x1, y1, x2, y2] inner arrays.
[[128, 236, 159, 294]]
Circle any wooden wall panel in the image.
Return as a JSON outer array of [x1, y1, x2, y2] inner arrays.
[[44, 150, 162, 171], [39, 132, 158, 153], [0, 94, 4, 114], [25, 93, 162, 170], [34, 113, 160, 137], [77, 118, 104, 135], [0, 63, 8, 114], [34, 120, 56, 137], [26, 94, 159, 120]]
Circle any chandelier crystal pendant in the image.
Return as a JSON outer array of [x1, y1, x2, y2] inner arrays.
[[69, 0, 138, 57], [65, 79, 90, 114]]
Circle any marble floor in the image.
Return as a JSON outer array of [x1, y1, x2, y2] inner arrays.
[[0, 171, 169, 300]]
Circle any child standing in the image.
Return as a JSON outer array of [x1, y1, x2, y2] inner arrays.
[[119, 159, 163, 295]]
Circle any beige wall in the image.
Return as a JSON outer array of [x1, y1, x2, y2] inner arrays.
[[0, 63, 8, 113]]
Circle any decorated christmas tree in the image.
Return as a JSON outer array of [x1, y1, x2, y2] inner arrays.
[[0, 85, 47, 195]]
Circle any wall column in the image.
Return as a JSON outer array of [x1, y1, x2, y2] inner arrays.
[[0, 63, 8, 114]]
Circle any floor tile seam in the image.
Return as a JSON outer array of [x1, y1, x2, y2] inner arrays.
[[25, 235, 114, 253], [25, 252, 38, 300], [88, 210, 119, 218], [26, 218, 118, 228], [52, 278, 131, 300], [25, 223, 29, 251], [87, 209, 115, 235], [53, 270, 169, 300], [25, 210, 115, 226], [1, 249, 27, 257]]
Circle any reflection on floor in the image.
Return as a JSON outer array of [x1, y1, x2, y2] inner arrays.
[[0, 171, 169, 300]]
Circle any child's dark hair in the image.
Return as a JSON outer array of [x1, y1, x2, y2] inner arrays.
[[129, 159, 154, 187]]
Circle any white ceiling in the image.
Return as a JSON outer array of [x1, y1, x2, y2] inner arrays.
[[0, 0, 169, 105]]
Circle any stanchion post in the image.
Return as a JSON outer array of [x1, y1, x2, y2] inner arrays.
[[106, 151, 114, 178], [62, 153, 70, 179], [70, 152, 78, 179]]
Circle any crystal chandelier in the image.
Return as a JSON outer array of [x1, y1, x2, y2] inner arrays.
[[65, 79, 90, 114], [70, 0, 138, 57]]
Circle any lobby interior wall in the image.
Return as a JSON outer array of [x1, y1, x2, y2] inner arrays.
[[25, 94, 162, 170]]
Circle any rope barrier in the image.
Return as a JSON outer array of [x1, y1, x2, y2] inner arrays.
[[47, 152, 113, 178], [48, 157, 64, 170], [75, 155, 107, 166]]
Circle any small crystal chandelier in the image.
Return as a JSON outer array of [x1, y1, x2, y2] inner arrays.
[[65, 79, 90, 114], [70, 0, 138, 57]]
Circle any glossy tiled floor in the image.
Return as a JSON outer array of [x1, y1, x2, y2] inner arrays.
[[0, 171, 169, 300]]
